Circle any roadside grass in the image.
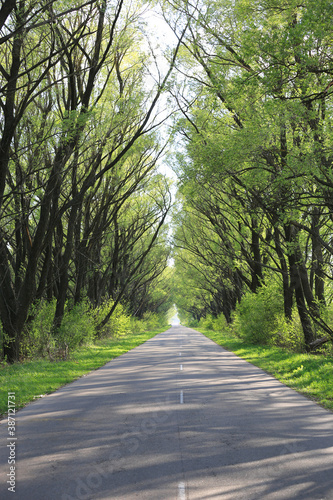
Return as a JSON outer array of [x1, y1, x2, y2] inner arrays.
[[198, 327, 333, 412], [0, 327, 167, 418]]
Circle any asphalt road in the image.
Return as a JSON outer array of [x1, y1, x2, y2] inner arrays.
[[1, 325, 333, 499]]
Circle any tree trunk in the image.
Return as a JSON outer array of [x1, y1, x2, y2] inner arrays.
[[273, 227, 293, 319], [285, 224, 315, 348], [311, 208, 326, 304], [250, 219, 264, 292], [52, 206, 79, 332]]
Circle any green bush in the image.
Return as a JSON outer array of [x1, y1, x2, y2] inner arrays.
[[232, 282, 307, 351], [21, 299, 96, 360], [91, 299, 112, 338], [129, 316, 147, 334], [187, 317, 199, 328], [199, 314, 215, 330], [233, 282, 288, 346], [141, 311, 166, 331], [108, 303, 132, 337], [15, 296, 170, 362], [57, 300, 95, 350], [21, 299, 57, 359], [211, 313, 228, 331], [128, 312, 168, 333], [92, 299, 132, 338], [198, 313, 228, 332], [272, 308, 304, 351]]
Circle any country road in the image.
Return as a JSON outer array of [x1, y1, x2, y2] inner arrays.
[[1, 325, 333, 499]]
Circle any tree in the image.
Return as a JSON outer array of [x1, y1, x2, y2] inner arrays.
[[0, 0, 184, 361], [167, 0, 333, 349]]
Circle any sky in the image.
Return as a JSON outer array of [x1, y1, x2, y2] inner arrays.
[[141, 5, 180, 184]]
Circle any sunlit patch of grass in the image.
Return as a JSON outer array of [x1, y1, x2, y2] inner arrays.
[[200, 328, 333, 412], [0, 328, 166, 418]]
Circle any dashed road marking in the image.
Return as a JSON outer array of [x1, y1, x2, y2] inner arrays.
[[180, 390, 184, 404], [178, 481, 186, 499], [180, 364, 183, 371]]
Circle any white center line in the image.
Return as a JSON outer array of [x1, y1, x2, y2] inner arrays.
[[180, 390, 184, 404], [178, 481, 186, 500], [180, 364, 183, 371], [179, 352, 182, 356]]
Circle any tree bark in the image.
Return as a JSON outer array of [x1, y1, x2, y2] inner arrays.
[[285, 224, 315, 348]]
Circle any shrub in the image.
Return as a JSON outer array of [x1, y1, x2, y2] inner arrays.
[[272, 308, 304, 351], [211, 313, 228, 331], [187, 317, 199, 328], [198, 313, 228, 332], [18, 296, 170, 362], [21, 299, 96, 360], [199, 314, 215, 330], [129, 316, 147, 334], [108, 304, 132, 337], [57, 300, 95, 350], [21, 299, 57, 359], [233, 282, 285, 345], [92, 299, 131, 338], [141, 311, 166, 331]]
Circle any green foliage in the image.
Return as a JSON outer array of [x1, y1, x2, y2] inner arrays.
[[128, 316, 148, 334], [168, 0, 333, 351], [57, 301, 95, 350], [14, 296, 171, 363], [141, 311, 168, 330], [233, 285, 281, 344], [106, 305, 132, 338], [187, 318, 199, 328], [21, 300, 57, 359], [198, 313, 229, 331], [92, 299, 131, 338], [273, 309, 304, 352], [198, 314, 215, 331], [233, 282, 304, 349], [130, 311, 169, 333], [195, 291, 305, 351], [0, 1, 176, 363], [211, 313, 229, 331], [21, 300, 95, 360], [177, 313, 197, 328]]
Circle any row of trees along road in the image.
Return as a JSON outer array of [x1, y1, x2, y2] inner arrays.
[[0, 0, 183, 362], [166, 0, 333, 351]]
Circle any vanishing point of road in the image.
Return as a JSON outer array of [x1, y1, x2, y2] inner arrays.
[[1, 325, 333, 499]]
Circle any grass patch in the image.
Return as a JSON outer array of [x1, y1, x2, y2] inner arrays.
[[198, 327, 333, 412], [0, 327, 167, 418]]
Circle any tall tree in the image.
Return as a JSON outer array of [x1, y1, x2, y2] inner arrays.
[[168, 0, 333, 348], [0, 0, 184, 361]]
